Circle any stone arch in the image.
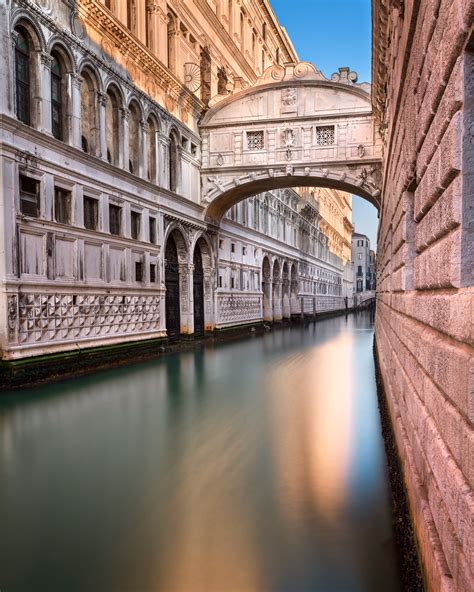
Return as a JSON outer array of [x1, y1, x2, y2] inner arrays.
[[127, 98, 142, 175], [12, 17, 44, 128], [164, 225, 189, 338], [262, 255, 272, 322], [169, 126, 181, 192], [49, 42, 75, 143], [11, 13, 46, 52], [203, 173, 381, 225], [47, 37, 77, 71], [105, 82, 123, 166]]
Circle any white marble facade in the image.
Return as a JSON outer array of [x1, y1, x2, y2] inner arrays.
[[0, 0, 353, 360]]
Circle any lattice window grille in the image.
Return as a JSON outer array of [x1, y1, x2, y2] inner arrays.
[[316, 125, 335, 146], [247, 130, 264, 150]]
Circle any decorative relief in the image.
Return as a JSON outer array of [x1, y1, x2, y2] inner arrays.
[[281, 88, 297, 106], [218, 295, 261, 324], [71, 12, 86, 40], [7, 295, 18, 339], [11, 293, 161, 345], [183, 63, 201, 92]]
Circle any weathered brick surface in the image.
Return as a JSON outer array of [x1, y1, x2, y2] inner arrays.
[[373, 0, 473, 588]]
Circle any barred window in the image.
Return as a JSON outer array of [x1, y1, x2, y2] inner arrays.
[[247, 130, 264, 151], [131, 211, 141, 240], [19, 175, 39, 217], [150, 263, 156, 283], [109, 204, 121, 236], [316, 125, 335, 146], [84, 196, 98, 231], [54, 187, 71, 225]]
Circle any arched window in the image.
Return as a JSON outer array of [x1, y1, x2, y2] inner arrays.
[[169, 132, 179, 192], [80, 69, 98, 154], [128, 101, 140, 174], [106, 86, 120, 165], [147, 116, 157, 183], [51, 54, 63, 140], [15, 30, 31, 125]]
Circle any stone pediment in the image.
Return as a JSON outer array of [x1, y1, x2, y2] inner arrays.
[[203, 64, 372, 126]]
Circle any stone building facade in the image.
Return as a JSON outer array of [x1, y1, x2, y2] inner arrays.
[[352, 231, 371, 293], [373, 1, 473, 590], [0, 0, 352, 361]]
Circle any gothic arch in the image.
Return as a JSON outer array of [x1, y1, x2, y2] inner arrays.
[[78, 59, 104, 92]]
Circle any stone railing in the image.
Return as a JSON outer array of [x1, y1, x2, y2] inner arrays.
[[215, 291, 262, 327]]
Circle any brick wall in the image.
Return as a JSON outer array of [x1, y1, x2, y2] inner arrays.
[[373, 1, 473, 590]]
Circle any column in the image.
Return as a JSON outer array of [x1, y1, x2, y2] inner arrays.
[[97, 91, 108, 160], [69, 72, 83, 149], [273, 280, 282, 321], [120, 106, 130, 170], [140, 119, 148, 180], [203, 266, 215, 331], [39, 52, 53, 134], [158, 134, 169, 188], [179, 263, 192, 334]]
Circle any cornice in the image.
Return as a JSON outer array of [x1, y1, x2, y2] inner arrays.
[[78, 0, 203, 118]]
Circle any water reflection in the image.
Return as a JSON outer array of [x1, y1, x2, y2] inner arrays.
[[0, 314, 401, 592]]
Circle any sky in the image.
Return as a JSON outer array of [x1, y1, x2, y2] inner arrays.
[[270, 0, 379, 248]]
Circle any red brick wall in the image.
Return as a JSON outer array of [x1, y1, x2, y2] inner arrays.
[[373, 1, 473, 590]]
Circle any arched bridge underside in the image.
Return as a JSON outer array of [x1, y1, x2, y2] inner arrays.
[[200, 63, 383, 224]]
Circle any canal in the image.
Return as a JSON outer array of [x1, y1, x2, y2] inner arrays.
[[0, 313, 402, 592]]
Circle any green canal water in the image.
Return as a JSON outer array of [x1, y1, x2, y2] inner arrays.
[[0, 313, 402, 592]]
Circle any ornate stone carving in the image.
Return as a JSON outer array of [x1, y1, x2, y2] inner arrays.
[[331, 67, 358, 85], [218, 295, 261, 324], [12, 293, 162, 345], [7, 295, 18, 340], [71, 11, 86, 40], [281, 88, 297, 106]]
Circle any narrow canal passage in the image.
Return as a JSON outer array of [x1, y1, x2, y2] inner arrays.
[[0, 313, 402, 592]]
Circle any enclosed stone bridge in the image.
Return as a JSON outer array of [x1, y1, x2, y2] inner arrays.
[[199, 62, 382, 224]]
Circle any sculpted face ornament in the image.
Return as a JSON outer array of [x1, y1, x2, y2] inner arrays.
[[357, 144, 366, 157]]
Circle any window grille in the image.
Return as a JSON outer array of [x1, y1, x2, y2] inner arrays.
[[54, 188, 71, 224], [316, 125, 335, 146], [19, 175, 39, 217], [131, 211, 141, 240], [84, 196, 98, 231], [149, 217, 156, 243], [135, 261, 143, 282], [247, 131, 264, 151], [109, 204, 121, 236]]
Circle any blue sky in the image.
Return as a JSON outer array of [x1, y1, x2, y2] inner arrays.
[[271, 0, 378, 248]]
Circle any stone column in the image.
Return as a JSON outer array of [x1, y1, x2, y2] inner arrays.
[[39, 52, 53, 135], [290, 280, 299, 316], [282, 281, 291, 319], [97, 91, 108, 160], [203, 266, 215, 331], [140, 119, 148, 180], [69, 72, 83, 149], [120, 106, 130, 170], [273, 280, 283, 321], [179, 263, 192, 334], [158, 134, 169, 188], [263, 279, 273, 322]]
